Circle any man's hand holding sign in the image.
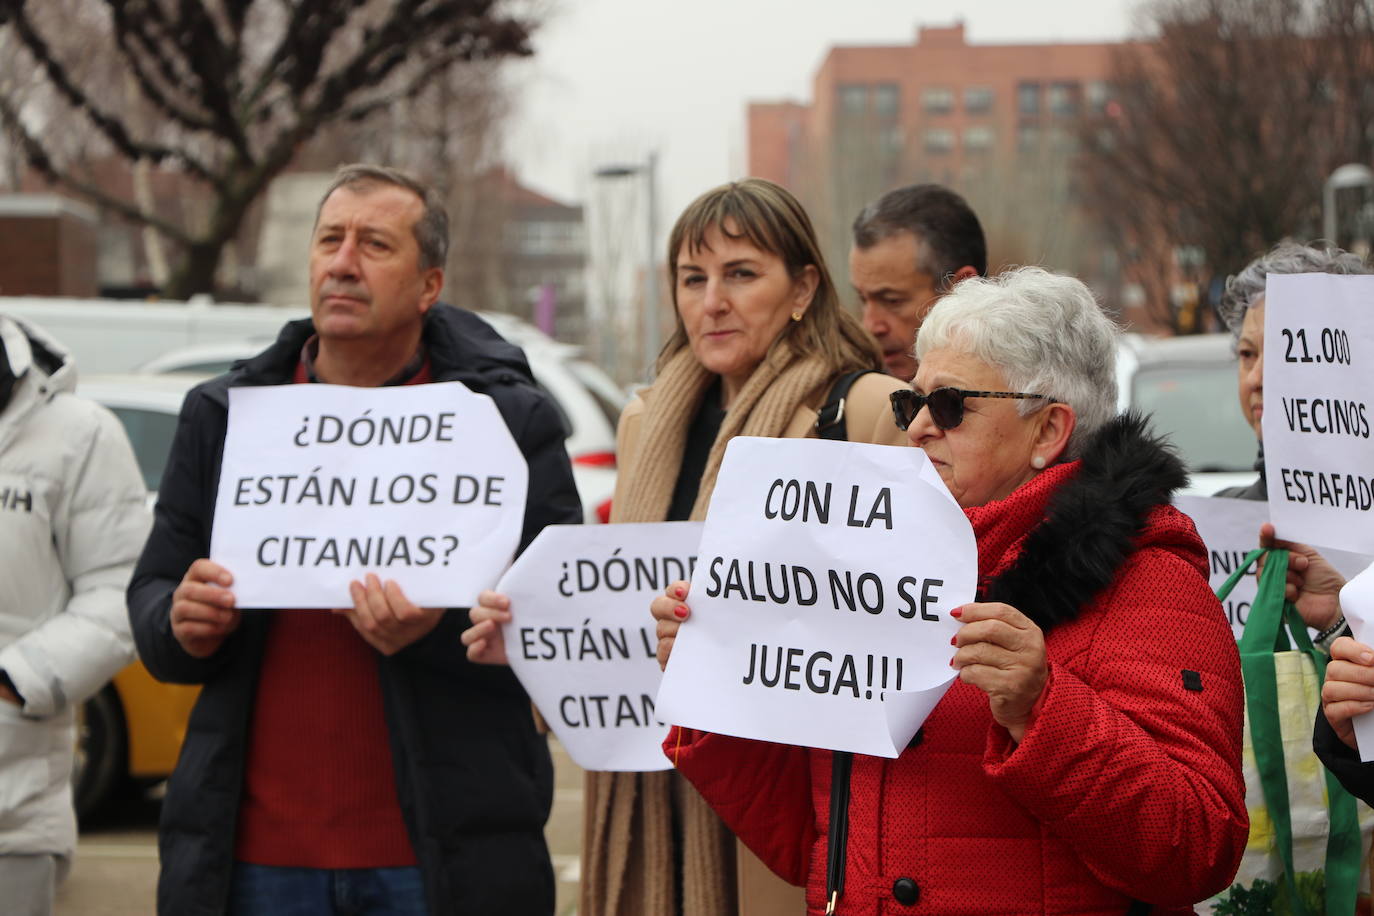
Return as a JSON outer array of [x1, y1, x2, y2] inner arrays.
[[652, 437, 978, 758]]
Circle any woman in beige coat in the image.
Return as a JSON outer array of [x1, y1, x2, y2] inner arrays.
[[464, 178, 908, 915]]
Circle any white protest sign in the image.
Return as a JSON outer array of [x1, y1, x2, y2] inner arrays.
[[211, 382, 528, 608], [496, 522, 703, 771], [1264, 273, 1374, 555], [1338, 561, 1374, 761], [654, 437, 976, 759], [1174, 495, 1372, 640]]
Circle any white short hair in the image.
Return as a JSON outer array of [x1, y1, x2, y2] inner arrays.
[[915, 266, 1119, 459]]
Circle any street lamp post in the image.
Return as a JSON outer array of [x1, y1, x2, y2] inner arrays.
[[593, 153, 659, 382], [1324, 164, 1374, 251]]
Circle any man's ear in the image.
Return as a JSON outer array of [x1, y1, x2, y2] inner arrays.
[[1032, 402, 1076, 467], [951, 265, 978, 285], [418, 268, 444, 315]]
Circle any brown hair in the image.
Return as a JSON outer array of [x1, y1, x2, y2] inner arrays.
[[659, 178, 881, 375]]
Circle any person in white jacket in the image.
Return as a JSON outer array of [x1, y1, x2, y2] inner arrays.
[[0, 314, 149, 916]]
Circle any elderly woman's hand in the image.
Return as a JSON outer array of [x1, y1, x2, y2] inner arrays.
[[1322, 636, 1374, 750], [650, 580, 692, 671], [461, 590, 513, 665], [951, 602, 1048, 743], [1259, 522, 1345, 631]]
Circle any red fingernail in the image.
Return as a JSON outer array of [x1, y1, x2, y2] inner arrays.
[[949, 655, 957, 667], [674, 606, 688, 619], [950, 606, 963, 618], [674, 586, 685, 598], [950, 636, 957, 646]]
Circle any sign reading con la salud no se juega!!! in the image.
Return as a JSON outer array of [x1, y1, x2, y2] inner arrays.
[[496, 521, 703, 771], [1263, 272, 1374, 757], [1173, 495, 1370, 641], [654, 437, 978, 759], [210, 382, 528, 609]]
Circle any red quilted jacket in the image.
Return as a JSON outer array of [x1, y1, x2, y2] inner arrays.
[[667, 416, 1248, 915]]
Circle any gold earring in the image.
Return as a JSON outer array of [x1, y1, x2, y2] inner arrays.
[[791, 310, 803, 322]]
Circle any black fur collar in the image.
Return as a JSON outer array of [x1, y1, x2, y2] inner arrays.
[[981, 411, 1189, 633]]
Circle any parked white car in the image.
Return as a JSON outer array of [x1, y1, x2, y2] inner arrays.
[[135, 313, 627, 523], [1116, 333, 1257, 496]]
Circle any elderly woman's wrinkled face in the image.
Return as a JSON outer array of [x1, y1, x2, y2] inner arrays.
[[907, 348, 1048, 508], [1237, 299, 1264, 439], [675, 221, 817, 407]]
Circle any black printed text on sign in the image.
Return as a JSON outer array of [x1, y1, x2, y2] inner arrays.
[[210, 382, 528, 608]]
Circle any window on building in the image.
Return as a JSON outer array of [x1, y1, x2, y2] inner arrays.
[[1017, 124, 1040, 154], [1017, 82, 1041, 116], [921, 86, 954, 114], [963, 86, 994, 114], [924, 127, 955, 154], [879, 124, 904, 154], [873, 84, 900, 117], [1048, 81, 1080, 117], [964, 125, 995, 153], [1086, 81, 1111, 114], [839, 84, 868, 116]]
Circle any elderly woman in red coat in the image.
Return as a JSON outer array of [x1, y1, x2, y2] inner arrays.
[[652, 266, 1248, 915]]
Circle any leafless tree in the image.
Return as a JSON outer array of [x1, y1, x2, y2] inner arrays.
[[1078, 0, 1374, 330], [0, 0, 534, 299]]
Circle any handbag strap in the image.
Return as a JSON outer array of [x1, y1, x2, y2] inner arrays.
[[1231, 547, 1362, 915], [816, 370, 875, 442]]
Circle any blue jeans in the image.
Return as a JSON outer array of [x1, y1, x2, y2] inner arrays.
[[227, 863, 428, 916]]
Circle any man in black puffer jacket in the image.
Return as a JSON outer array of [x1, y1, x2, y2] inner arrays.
[[128, 165, 582, 916]]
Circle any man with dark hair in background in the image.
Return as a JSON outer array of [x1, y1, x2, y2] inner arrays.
[[850, 184, 987, 380], [128, 164, 582, 916]]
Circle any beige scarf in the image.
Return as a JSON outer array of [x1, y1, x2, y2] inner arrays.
[[581, 340, 834, 916]]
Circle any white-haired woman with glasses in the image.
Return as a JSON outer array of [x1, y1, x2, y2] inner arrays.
[[652, 267, 1248, 915]]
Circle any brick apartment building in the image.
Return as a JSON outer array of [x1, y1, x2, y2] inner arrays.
[[748, 23, 1164, 324]]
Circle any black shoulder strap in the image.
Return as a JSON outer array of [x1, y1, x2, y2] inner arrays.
[[816, 370, 877, 442], [1126, 902, 1152, 915]]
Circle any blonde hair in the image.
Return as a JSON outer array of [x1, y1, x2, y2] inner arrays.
[[659, 178, 881, 375]]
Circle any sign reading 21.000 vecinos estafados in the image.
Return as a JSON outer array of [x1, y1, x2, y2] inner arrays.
[[1264, 273, 1374, 555]]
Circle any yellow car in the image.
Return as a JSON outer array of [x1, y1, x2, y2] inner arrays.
[[75, 667, 199, 817]]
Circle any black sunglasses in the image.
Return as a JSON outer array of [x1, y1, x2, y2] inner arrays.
[[890, 387, 1056, 431]]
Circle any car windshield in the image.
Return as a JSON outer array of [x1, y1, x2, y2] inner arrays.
[[110, 406, 179, 490], [1131, 364, 1256, 473]]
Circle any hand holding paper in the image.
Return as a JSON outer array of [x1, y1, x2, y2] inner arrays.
[[649, 581, 691, 670], [1259, 522, 1346, 631], [462, 590, 513, 665], [334, 573, 443, 656], [170, 558, 241, 658], [950, 601, 1048, 743], [1336, 562, 1374, 759]]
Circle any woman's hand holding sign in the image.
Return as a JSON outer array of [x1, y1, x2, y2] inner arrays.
[[950, 603, 1048, 744], [171, 559, 242, 658], [462, 590, 512, 664], [650, 580, 692, 671]]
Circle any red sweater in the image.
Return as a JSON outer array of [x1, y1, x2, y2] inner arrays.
[[235, 358, 432, 868], [668, 460, 1248, 915]]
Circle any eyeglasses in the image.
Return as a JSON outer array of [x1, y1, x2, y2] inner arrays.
[[890, 387, 1056, 431]]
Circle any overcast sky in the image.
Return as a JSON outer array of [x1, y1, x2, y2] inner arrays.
[[504, 0, 1143, 222]]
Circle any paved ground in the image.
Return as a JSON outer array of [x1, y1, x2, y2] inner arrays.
[[57, 741, 585, 915]]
